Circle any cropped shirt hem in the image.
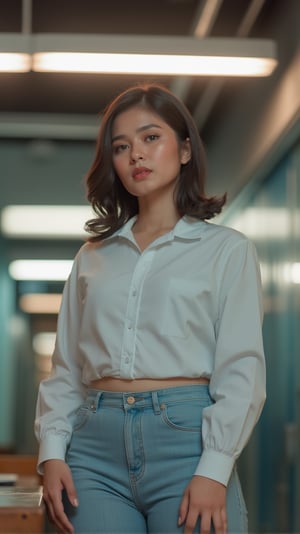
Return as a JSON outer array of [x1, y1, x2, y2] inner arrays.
[[194, 449, 235, 486], [37, 435, 69, 475]]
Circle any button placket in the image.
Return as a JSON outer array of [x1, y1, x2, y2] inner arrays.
[[120, 252, 155, 376]]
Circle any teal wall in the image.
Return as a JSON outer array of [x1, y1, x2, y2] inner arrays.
[[0, 238, 16, 449], [221, 141, 300, 533]]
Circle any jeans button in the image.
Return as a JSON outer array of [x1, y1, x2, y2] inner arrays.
[[127, 396, 135, 405]]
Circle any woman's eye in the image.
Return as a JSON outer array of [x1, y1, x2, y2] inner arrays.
[[113, 144, 128, 154], [146, 134, 159, 142]]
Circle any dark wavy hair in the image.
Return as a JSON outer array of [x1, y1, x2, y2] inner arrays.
[[85, 82, 226, 241]]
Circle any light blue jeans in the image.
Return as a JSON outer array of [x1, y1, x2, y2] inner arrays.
[[64, 385, 248, 533]]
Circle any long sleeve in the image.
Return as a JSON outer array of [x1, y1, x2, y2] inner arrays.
[[194, 239, 266, 486], [34, 254, 87, 473]]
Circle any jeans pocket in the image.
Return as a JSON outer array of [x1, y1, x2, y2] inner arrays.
[[160, 397, 208, 432]]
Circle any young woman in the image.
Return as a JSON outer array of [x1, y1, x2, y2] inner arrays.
[[35, 83, 266, 534]]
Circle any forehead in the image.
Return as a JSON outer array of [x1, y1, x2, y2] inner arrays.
[[112, 105, 169, 135]]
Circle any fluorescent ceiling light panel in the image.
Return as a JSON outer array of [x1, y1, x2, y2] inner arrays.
[[33, 53, 276, 76], [9, 260, 73, 281], [1, 205, 93, 239], [30, 33, 277, 77], [0, 53, 31, 72], [0, 33, 31, 72], [0, 33, 277, 76]]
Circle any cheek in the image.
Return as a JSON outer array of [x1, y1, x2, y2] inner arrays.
[[112, 156, 126, 179], [157, 141, 181, 164], [112, 161, 131, 192], [158, 148, 182, 175]]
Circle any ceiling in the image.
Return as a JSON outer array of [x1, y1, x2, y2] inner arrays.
[[0, 0, 278, 145]]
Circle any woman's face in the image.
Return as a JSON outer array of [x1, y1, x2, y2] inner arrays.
[[111, 105, 190, 201]]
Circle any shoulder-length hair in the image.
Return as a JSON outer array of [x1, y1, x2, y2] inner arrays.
[[84, 82, 226, 241]]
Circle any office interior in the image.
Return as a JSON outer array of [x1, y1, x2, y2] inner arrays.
[[0, 0, 299, 532]]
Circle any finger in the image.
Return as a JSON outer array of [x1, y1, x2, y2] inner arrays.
[[46, 491, 74, 534], [200, 511, 212, 534], [54, 514, 74, 534], [43, 497, 55, 526], [178, 491, 189, 526], [53, 511, 74, 534], [212, 509, 225, 534], [52, 499, 75, 534], [64, 477, 79, 509], [184, 509, 199, 534], [221, 507, 228, 534]]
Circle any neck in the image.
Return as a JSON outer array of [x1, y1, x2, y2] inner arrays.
[[135, 209, 180, 233], [135, 196, 180, 233]]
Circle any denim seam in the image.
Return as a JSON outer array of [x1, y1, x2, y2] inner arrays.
[[160, 407, 202, 433]]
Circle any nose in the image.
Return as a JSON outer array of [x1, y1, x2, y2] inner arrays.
[[130, 152, 144, 162], [130, 143, 144, 162]]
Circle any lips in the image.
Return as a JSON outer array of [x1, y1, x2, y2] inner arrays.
[[132, 167, 151, 180]]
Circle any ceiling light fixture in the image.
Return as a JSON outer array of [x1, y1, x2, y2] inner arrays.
[[1, 205, 93, 239], [0, 52, 31, 72], [0, 33, 277, 77], [9, 259, 73, 281], [0, 34, 31, 72], [33, 52, 276, 77], [32, 34, 277, 77]]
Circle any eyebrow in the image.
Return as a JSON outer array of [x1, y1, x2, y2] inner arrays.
[[111, 123, 162, 143]]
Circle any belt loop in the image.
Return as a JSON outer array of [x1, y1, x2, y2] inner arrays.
[[151, 391, 161, 414], [95, 391, 103, 410]]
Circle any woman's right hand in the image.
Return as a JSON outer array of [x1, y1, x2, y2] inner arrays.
[[42, 459, 78, 534]]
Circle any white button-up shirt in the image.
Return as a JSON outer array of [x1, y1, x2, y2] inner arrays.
[[35, 216, 266, 485]]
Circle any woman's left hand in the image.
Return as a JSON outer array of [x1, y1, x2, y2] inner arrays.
[[178, 475, 227, 534]]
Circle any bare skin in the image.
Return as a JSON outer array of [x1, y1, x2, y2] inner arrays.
[[179, 476, 227, 534]]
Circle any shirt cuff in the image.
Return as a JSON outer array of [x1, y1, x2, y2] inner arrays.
[[194, 449, 235, 486], [37, 434, 69, 475]]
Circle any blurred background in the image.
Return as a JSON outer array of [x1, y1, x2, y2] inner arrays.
[[0, 0, 299, 532]]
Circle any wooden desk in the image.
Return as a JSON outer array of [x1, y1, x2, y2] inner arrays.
[[0, 486, 45, 534]]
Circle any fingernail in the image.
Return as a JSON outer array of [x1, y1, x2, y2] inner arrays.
[[72, 498, 79, 507], [178, 516, 182, 525]]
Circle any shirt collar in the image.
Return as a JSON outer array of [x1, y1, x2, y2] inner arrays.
[[106, 215, 207, 242], [173, 216, 208, 240]]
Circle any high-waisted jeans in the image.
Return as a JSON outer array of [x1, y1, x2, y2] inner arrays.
[[64, 385, 248, 533]]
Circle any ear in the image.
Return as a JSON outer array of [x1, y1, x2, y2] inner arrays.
[[180, 137, 191, 164]]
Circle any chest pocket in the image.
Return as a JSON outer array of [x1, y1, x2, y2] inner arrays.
[[160, 277, 197, 339]]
